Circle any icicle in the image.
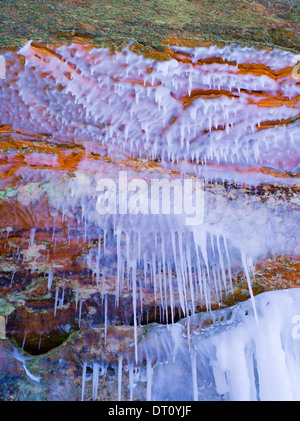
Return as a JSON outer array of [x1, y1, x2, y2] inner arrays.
[[132, 262, 138, 363], [194, 243, 203, 302], [191, 349, 198, 401], [116, 228, 121, 305], [96, 234, 101, 287], [54, 286, 59, 317], [126, 231, 131, 287], [129, 362, 134, 401], [47, 270, 53, 291], [178, 231, 188, 314], [79, 299, 84, 328], [157, 260, 165, 322], [92, 362, 100, 400], [171, 230, 185, 315], [29, 227, 36, 248], [186, 239, 195, 314], [146, 357, 152, 401], [102, 271, 106, 301], [241, 252, 259, 326], [22, 332, 27, 350], [103, 229, 107, 257], [75, 286, 79, 311], [167, 260, 175, 324], [187, 311, 191, 348], [104, 294, 108, 347], [212, 264, 220, 305], [151, 252, 157, 303], [10, 271, 15, 288], [81, 362, 87, 401], [161, 234, 168, 324], [224, 237, 233, 293], [118, 353, 123, 401], [217, 235, 227, 291]]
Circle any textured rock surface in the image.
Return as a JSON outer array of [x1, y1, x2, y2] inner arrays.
[[0, 0, 299, 52]]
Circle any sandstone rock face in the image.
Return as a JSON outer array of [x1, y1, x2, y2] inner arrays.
[[0, 40, 299, 400]]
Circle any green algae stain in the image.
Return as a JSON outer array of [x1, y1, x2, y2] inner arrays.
[[0, 187, 17, 201]]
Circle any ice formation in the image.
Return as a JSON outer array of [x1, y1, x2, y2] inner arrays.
[[0, 40, 299, 401], [134, 289, 300, 401], [1, 41, 300, 178], [76, 289, 300, 401]]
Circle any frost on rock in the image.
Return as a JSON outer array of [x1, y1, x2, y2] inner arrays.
[[0, 40, 299, 401], [1, 41, 299, 182]]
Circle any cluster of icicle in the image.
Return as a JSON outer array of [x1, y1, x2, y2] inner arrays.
[[1, 41, 300, 400], [79, 290, 300, 401], [1, 41, 299, 173]]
